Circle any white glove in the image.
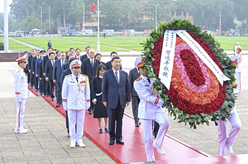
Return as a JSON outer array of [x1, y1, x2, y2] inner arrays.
[[157, 98, 164, 107], [63, 102, 67, 111], [16, 95, 22, 103]]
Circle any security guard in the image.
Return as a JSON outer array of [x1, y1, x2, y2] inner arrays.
[[134, 57, 169, 161], [216, 56, 241, 156], [14, 55, 29, 134], [62, 59, 91, 148]]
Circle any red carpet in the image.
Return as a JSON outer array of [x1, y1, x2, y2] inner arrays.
[[154, 154, 248, 164], [9, 69, 220, 163]]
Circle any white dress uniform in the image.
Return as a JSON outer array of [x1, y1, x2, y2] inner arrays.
[[216, 56, 241, 156], [133, 57, 169, 162], [234, 46, 242, 93], [62, 60, 90, 147], [14, 56, 29, 133]]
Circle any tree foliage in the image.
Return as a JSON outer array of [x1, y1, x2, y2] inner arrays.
[[3, 0, 247, 31]]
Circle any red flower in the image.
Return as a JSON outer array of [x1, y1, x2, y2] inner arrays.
[[152, 32, 226, 115]]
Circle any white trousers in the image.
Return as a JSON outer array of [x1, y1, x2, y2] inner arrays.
[[216, 108, 241, 156], [235, 72, 241, 93], [68, 109, 85, 142], [141, 111, 169, 161], [15, 99, 26, 131]]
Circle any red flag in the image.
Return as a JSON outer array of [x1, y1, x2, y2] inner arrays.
[[91, 2, 96, 12], [99, 2, 104, 10]]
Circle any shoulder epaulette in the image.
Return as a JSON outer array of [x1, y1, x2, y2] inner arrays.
[[136, 77, 142, 81], [18, 69, 21, 72], [81, 74, 88, 77], [65, 74, 72, 78]]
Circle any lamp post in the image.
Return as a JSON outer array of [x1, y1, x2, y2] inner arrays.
[[4, 0, 9, 52], [96, 0, 101, 53]]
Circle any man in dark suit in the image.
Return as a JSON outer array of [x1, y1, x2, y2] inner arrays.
[[38, 50, 46, 96], [48, 40, 52, 49], [105, 51, 122, 70], [53, 52, 68, 107], [45, 52, 56, 101], [95, 53, 105, 65], [23, 51, 30, 84], [75, 48, 81, 60], [63, 54, 75, 71], [80, 46, 91, 63], [28, 49, 36, 89], [31, 50, 40, 92], [102, 56, 131, 145], [42, 48, 53, 96], [81, 49, 100, 114], [129, 66, 140, 127]]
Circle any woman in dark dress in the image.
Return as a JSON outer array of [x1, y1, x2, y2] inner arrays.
[[92, 64, 108, 133]]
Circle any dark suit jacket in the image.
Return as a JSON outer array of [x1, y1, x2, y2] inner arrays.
[[101, 61, 106, 65], [42, 55, 58, 74], [62, 62, 69, 71], [81, 58, 100, 83], [31, 56, 37, 73], [102, 69, 131, 109], [45, 60, 55, 80], [105, 60, 122, 70], [48, 42, 52, 48], [61, 68, 72, 85], [42, 55, 49, 74], [53, 59, 68, 83], [80, 54, 88, 63], [28, 55, 34, 71], [129, 68, 140, 96]]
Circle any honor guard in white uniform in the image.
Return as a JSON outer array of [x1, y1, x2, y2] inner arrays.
[[14, 55, 29, 134], [216, 56, 241, 156], [234, 46, 242, 93], [134, 57, 169, 161], [62, 59, 91, 148]]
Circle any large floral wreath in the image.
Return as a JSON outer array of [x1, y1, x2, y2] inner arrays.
[[142, 20, 236, 128]]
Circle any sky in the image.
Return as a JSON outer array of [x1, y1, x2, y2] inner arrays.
[[0, 0, 12, 13]]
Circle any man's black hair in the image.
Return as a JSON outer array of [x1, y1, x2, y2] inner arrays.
[[49, 52, 55, 56], [111, 56, 120, 62], [110, 51, 117, 57]]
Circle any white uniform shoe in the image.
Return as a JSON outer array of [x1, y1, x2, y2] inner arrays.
[[77, 140, 86, 148], [153, 142, 165, 155], [226, 142, 233, 154], [70, 141, 76, 148], [15, 128, 29, 134]]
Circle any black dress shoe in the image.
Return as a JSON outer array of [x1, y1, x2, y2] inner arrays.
[[99, 129, 103, 133], [135, 123, 139, 127], [56, 103, 60, 107], [88, 111, 92, 115], [109, 141, 115, 145], [116, 140, 124, 145], [105, 128, 109, 132], [36, 89, 38, 92], [31, 87, 33, 89], [51, 98, 54, 101]]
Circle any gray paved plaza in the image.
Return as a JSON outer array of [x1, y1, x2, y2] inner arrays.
[[0, 55, 248, 163]]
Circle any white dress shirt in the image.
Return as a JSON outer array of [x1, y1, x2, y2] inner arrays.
[[112, 68, 120, 83]]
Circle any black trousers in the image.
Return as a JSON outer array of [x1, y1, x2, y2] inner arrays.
[[30, 73, 35, 87], [153, 121, 160, 138], [41, 76, 46, 95], [34, 76, 39, 89], [107, 100, 124, 141], [56, 83, 62, 104], [131, 96, 140, 124], [45, 81, 50, 96], [66, 111, 69, 134], [48, 80, 54, 98]]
